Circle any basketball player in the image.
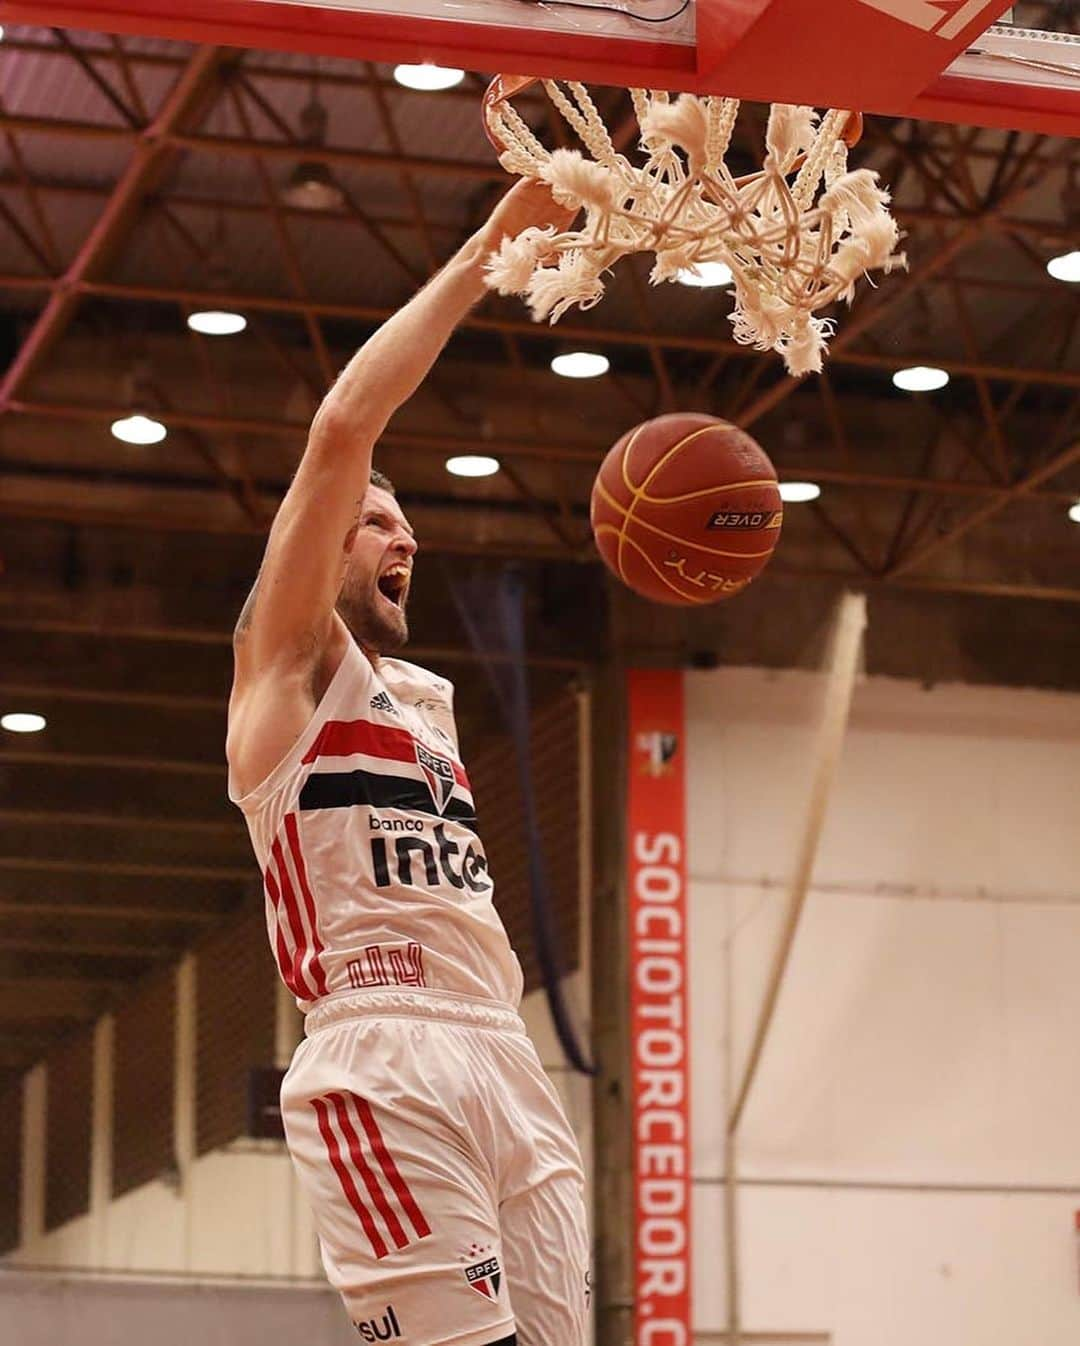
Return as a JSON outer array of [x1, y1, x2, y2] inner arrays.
[[226, 180, 588, 1346]]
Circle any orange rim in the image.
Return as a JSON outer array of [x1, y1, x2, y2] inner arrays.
[[840, 110, 864, 150], [482, 74, 539, 153], [787, 111, 864, 173]]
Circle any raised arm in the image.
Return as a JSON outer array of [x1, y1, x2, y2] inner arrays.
[[232, 181, 571, 675], [227, 182, 573, 794]]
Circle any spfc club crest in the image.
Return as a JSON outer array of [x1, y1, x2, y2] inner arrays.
[[464, 1255, 502, 1300], [637, 730, 679, 777], [415, 741, 455, 814]]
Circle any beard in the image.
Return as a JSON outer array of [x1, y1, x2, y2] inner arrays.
[[336, 577, 409, 654]]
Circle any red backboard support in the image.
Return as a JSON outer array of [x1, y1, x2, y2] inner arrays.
[[0, 0, 1076, 137]]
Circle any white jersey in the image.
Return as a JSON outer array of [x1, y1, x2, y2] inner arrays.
[[229, 638, 524, 1011]]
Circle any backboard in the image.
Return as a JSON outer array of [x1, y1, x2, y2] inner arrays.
[[0, 0, 1076, 134]]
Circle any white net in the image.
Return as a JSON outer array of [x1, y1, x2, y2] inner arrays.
[[484, 80, 906, 377]]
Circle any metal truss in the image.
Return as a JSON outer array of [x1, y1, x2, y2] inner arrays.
[[0, 28, 1077, 602]]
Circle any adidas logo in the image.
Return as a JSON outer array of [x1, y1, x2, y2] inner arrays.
[[370, 691, 396, 714]]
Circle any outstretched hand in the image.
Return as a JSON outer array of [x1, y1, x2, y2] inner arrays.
[[480, 179, 579, 249]]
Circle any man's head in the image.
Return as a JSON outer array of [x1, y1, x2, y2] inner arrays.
[[336, 469, 417, 655]]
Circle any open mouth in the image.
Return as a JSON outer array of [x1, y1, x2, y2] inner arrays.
[[377, 564, 411, 609]]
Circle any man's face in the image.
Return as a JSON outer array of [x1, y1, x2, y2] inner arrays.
[[337, 484, 417, 654]]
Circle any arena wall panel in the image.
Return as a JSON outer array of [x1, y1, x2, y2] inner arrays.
[[0, 1076, 23, 1252], [112, 968, 177, 1198], [469, 689, 581, 988], [6, 979, 584, 1277], [195, 909, 276, 1156], [44, 1030, 93, 1233], [684, 666, 1080, 1346], [0, 1271, 356, 1346]]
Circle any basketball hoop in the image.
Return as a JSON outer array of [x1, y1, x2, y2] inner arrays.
[[483, 77, 905, 377]]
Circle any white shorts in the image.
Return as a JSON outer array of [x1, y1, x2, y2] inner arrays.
[[281, 989, 590, 1346]]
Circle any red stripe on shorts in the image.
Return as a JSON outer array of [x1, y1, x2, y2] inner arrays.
[[284, 812, 328, 996], [352, 1095, 432, 1240], [329, 1092, 410, 1251], [311, 1096, 389, 1260]]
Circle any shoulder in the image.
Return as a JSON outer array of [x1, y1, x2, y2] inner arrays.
[[227, 626, 370, 805], [381, 658, 460, 753], [380, 657, 455, 703]]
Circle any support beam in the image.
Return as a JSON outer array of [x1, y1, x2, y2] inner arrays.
[[728, 593, 867, 1135], [174, 956, 196, 1221], [0, 982, 117, 1020], [0, 113, 505, 182], [0, 900, 225, 925], [0, 936, 178, 960], [89, 1015, 114, 1261], [589, 660, 633, 1346], [0, 47, 228, 411], [0, 748, 223, 776], [0, 808, 241, 835], [6, 396, 600, 457], [0, 1036, 63, 1069], [0, 681, 223, 711], [794, 569, 1080, 604], [20, 1065, 46, 1246], [890, 435, 1080, 577], [0, 856, 250, 881], [737, 138, 1077, 428], [0, 469, 588, 559], [0, 615, 588, 667], [6, 397, 1080, 484], [0, 38, 551, 104], [4, 275, 1079, 394]]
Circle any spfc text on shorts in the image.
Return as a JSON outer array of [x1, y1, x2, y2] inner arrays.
[[465, 1255, 502, 1300]]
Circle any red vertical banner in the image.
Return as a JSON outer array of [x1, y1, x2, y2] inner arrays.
[[627, 669, 690, 1346]]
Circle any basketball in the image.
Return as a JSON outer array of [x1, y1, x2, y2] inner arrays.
[[589, 413, 783, 606]]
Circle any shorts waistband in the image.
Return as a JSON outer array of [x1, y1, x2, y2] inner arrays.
[[304, 987, 526, 1037]]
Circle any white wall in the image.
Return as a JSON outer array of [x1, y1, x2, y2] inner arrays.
[[6, 982, 589, 1282], [11, 1144, 322, 1277], [686, 667, 1080, 1346], [0, 1271, 359, 1346]]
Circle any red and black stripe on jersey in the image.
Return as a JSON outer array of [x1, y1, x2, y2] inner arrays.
[[298, 718, 477, 831], [299, 772, 479, 832]]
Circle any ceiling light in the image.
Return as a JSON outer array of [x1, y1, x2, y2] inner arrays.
[[893, 365, 950, 393], [779, 481, 821, 503], [283, 90, 345, 211], [551, 351, 610, 379], [187, 309, 247, 336], [1047, 250, 1080, 283], [393, 63, 465, 91], [0, 25, 5, 41], [1068, 502, 1080, 524], [111, 413, 167, 445], [1, 712, 46, 734], [446, 455, 500, 478], [282, 161, 345, 211], [675, 261, 733, 288]]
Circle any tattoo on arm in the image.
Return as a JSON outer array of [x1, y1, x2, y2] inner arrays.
[[233, 495, 361, 650]]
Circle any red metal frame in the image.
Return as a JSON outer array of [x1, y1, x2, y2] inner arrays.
[[913, 72, 1080, 140], [0, 0, 694, 87], [0, 0, 1076, 136]]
